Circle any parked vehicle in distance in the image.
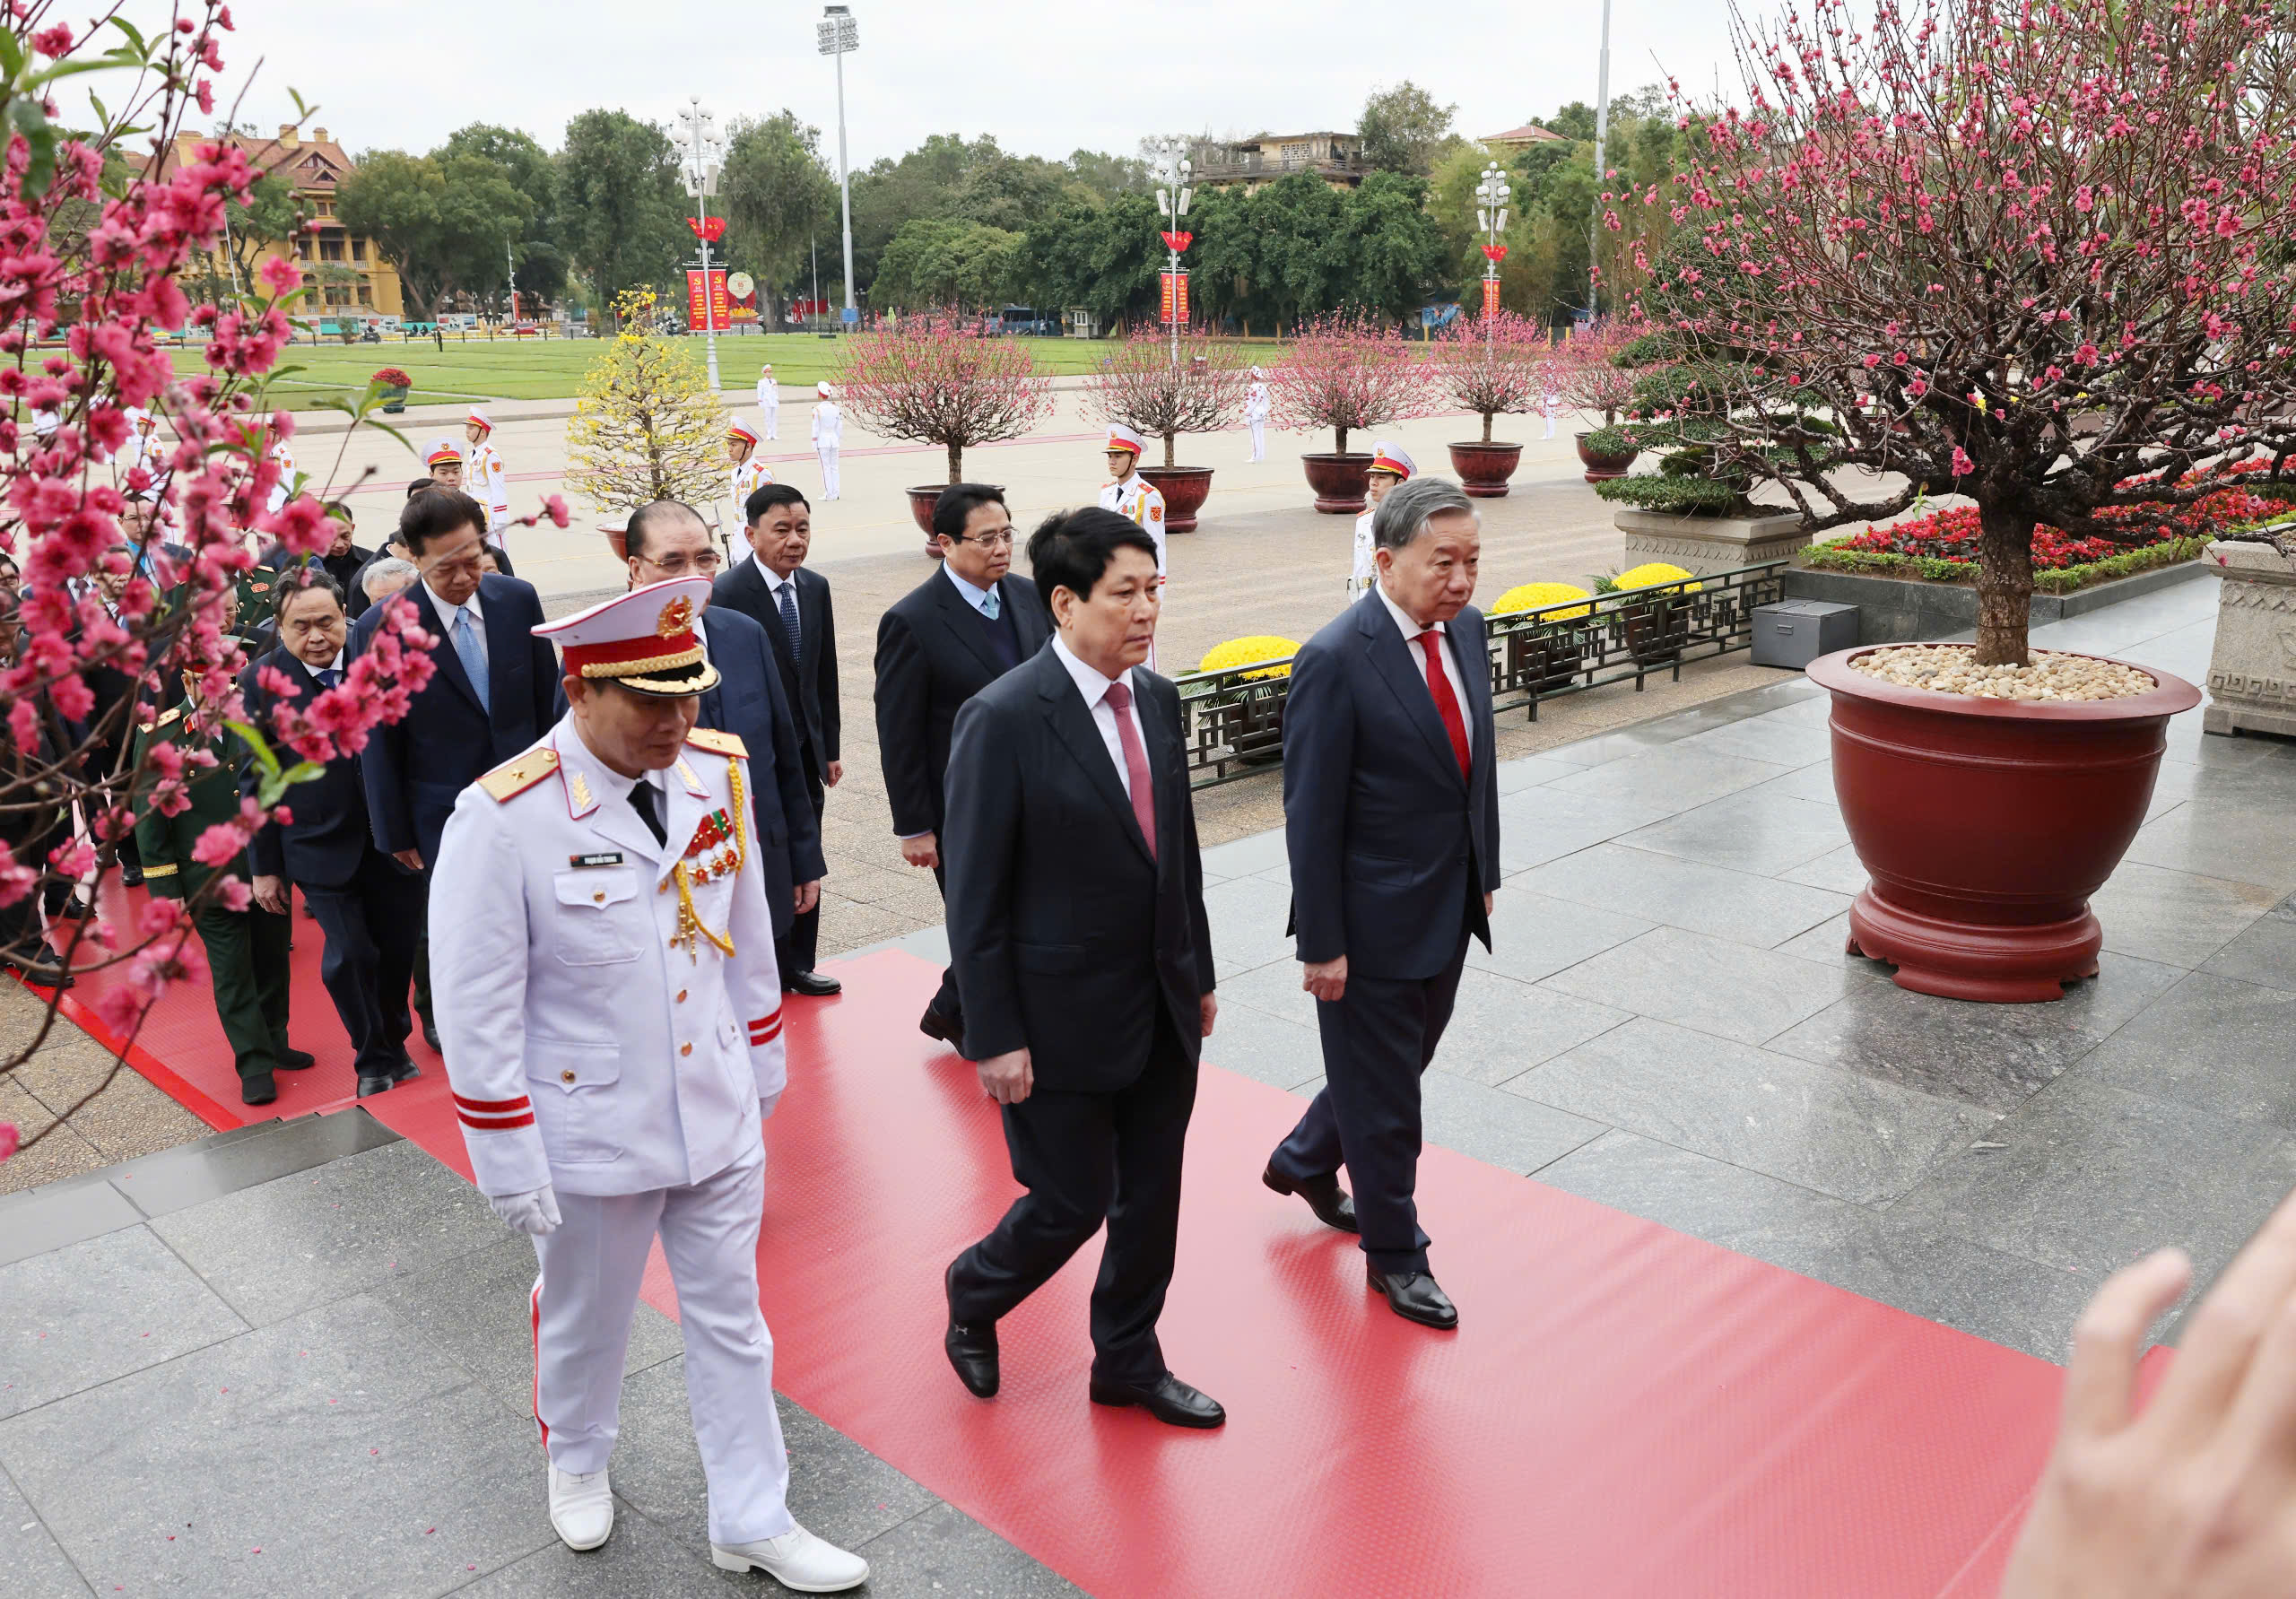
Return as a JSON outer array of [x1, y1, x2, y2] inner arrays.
[[989, 305, 1057, 336]]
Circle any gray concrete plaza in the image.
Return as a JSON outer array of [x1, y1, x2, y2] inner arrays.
[[4, 569, 2292, 1595]]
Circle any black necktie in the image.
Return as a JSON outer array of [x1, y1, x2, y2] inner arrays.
[[316, 668, 340, 691], [629, 780, 665, 847], [775, 578, 800, 654]]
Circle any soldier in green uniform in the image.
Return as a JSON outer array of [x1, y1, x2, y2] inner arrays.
[[131, 676, 313, 1105]]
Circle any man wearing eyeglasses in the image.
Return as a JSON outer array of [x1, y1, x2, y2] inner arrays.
[[606, 500, 824, 969], [874, 483, 1053, 1051]]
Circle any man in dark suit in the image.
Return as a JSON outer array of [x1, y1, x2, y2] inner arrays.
[[939, 507, 1222, 1429], [239, 571, 425, 1097], [1263, 475, 1500, 1332], [712, 483, 842, 995], [351, 487, 558, 1044], [873, 484, 1052, 1045], [617, 499, 825, 954]]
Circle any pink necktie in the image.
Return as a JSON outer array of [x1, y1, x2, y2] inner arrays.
[[1102, 679, 1157, 860]]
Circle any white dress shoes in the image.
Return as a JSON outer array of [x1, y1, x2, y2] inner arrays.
[[711, 1524, 871, 1591], [546, 1463, 613, 1551]]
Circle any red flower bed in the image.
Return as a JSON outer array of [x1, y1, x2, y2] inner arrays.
[[370, 367, 413, 388], [1846, 469, 2281, 570]]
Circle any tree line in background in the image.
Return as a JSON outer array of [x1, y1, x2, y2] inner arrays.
[[321, 79, 1687, 330]]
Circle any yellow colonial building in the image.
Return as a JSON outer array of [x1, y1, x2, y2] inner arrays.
[[168, 126, 404, 318]]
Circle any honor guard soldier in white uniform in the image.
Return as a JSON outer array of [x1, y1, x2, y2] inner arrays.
[[1098, 422, 1167, 665], [265, 431, 296, 516], [809, 382, 842, 500], [427, 577, 869, 1592], [755, 362, 780, 439], [423, 436, 465, 491], [726, 417, 774, 538], [1243, 366, 1270, 461], [465, 408, 510, 535], [1347, 441, 1414, 604]]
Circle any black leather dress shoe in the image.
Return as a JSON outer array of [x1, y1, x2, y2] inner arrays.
[[1262, 1163, 1359, 1233], [785, 969, 842, 997], [388, 1057, 422, 1086], [918, 1004, 963, 1047], [22, 943, 74, 988], [119, 865, 143, 889], [356, 1073, 395, 1099], [1369, 1269, 1458, 1329], [240, 1073, 277, 1107], [277, 1048, 316, 1072], [1088, 1373, 1226, 1430], [944, 1262, 998, 1397], [421, 1018, 440, 1052]]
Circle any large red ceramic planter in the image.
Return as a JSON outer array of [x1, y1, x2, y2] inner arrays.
[[1300, 452, 1372, 514], [908, 482, 1005, 559], [1137, 465, 1212, 534], [1574, 430, 1639, 483], [1449, 440, 1524, 498], [1805, 645, 2201, 1004]]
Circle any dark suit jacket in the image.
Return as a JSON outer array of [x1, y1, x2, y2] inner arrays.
[[552, 606, 825, 940], [712, 559, 840, 770], [238, 647, 387, 890], [350, 573, 557, 863], [1283, 593, 1500, 980], [944, 646, 1214, 1091], [873, 568, 1052, 839]]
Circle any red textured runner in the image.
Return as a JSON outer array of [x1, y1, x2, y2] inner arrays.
[[33, 888, 2067, 1596]]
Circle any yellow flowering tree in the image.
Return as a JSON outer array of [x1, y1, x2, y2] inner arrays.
[[562, 289, 726, 516]]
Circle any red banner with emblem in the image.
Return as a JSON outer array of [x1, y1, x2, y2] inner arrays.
[[1161, 270, 1188, 325], [1482, 277, 1500, 318], [686, 269, 731, 333]]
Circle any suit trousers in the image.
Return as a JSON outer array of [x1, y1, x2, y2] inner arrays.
[[300, 851, 424, 1078], [1270, 929, 1471, 1276], [530, 1143, 795, 1547], [773, 768, 826, 979], [191, 899, 292, 1083], [926, 862, 961, 1026], [948, 1006, 1199, 1384]]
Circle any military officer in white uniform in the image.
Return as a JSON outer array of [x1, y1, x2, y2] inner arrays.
[[465, 408, 510, 535], [1243, 366, 1270, 461], [1347, 441, 1414, 604], [264, 431, 295, 516], [755, 362, 780, 439], [427, 577, 868, 1592], [726, 417, 774, 539], [1098, 422, 1168, 666], [809, 382, 842, 500]]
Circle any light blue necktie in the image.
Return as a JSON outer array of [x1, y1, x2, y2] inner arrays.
[[452, 607, 490, 712], [980, 586, 1001, 621]]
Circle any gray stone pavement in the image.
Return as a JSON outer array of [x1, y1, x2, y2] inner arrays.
[[5, 568, 2292, 1596]]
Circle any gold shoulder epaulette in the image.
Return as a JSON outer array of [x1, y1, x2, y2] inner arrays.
[[477, 746, 559, 802], [686, 727, 747, 760], [140, 706, 185, 734]]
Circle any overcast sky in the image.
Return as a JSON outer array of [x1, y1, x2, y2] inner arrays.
[[186, 0, 1745, 169]]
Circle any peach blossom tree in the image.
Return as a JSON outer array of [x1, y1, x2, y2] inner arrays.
[[1643, 0, 2296, 665], [1432, 309, 1550, 444], [1081, 326, 1248, 469], [832, 312, 1054, 484], [1266, 313, 1435, 456]]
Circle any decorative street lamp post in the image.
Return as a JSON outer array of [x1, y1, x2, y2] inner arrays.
[[818, 5, 860, 330], [674, 97, 726, 390], [1475, 161, 1511, 345], [1150, 136, 1193, 367]]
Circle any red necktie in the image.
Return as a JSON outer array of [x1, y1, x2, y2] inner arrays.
[[1103, 680, 1158, 860], [1417, 630, 1472, 779]]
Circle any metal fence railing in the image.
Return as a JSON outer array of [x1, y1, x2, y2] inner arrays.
[[1171, 560, 1792, 787]]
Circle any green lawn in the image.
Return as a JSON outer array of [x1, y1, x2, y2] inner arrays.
[[172, 330, 1282, 411]]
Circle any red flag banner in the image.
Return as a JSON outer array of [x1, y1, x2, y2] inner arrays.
[[686, 269, 732, 332], [1161, 230, 1194, 254], [1482, 244, 1509, 263], [687, 216, 727, 242], [1161, 270, 1189, 324], [1482, 278, 1500, 318]]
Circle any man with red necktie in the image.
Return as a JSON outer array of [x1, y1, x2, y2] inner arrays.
[[1262, 474, 1500, 1333]]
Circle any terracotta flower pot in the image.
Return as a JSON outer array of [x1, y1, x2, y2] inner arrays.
[[1449, 440, 1525, 499], [1300, 452, 1373, 515], [1137, 465, 1213, 534], [600, 522, 628, 563], [909, 482, 1004, 559], [1574, 430, 1639, 483], [1805, 646, 2202, 1004]]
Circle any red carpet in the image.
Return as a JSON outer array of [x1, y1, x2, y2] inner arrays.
[[38, 889, 2070, 1597]]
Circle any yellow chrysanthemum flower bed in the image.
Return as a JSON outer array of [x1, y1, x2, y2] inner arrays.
[[1492, 581, 1593, 621], [1199, 636, 1299, 680], [1613, 561, 1703, 594]]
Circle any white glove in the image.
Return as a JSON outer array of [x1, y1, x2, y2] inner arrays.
[[758, 1090, 782, 1122], [489, 1184, 561, 1236]]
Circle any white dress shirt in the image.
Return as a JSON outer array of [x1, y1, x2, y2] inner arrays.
[[941, 562, 997, 617], [423, 577, 488, 669], [1376, 585, 1472, 757], [754, 556, 802, 633], [1051, 635, 1146, 800]]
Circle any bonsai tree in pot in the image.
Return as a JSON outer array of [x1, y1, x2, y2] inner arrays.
[[1658, 0, 2296, 1003], [834, 310, 1054, 548], [1081, 325, 1248, 533], [1553, 318, 1644, 481], [1432, 309, 1546, 497], [563, 288, 726, 560], [1267, 313, 1434, 514]]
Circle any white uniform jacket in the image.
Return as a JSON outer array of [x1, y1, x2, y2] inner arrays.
[[1099, 472, 1169, 575], [428, 717, 787, 1199], [731, 456, 776, 520], [755, 379, 780, 421], [810, 402, 841, 448], [1243, 382, 1270, 423], [469, 440, 509, 530], [1351, 510, 1378, 588]]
